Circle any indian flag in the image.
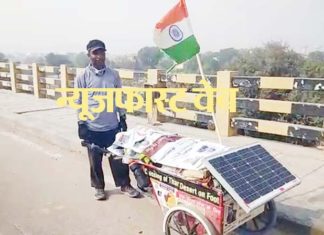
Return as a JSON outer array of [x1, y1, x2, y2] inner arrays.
[[154, 0, 200, 64]]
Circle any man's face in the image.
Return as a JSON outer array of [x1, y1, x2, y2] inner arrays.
[[88, 48, 106, 69]]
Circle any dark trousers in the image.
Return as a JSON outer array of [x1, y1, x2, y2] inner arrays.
[[86, 128, 130, 189]]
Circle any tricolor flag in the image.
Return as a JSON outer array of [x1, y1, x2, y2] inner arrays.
[[154, 0, 200, 64]]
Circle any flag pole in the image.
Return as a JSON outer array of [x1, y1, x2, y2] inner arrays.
[[166, 63, 177, 74], [195, 54, 223, 145]]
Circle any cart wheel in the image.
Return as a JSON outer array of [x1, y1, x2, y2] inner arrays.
[[163, 205, 218, 235], [238, 200, 277, 235]]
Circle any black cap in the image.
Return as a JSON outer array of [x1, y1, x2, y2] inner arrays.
[[86, 39, 106, 52]]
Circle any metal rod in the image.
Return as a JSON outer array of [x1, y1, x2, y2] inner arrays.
[[196, 54, 223, 145], [166, 63, 177, 74]]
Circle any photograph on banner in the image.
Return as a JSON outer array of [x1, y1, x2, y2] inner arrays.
[[151, 178, 178, 213]]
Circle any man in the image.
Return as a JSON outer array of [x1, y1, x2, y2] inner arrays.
[[75, 39, 140, 200]]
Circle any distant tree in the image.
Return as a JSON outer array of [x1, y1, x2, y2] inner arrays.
[[308, 51, 324, 62], [232, 42, 304, 76], [156, 55, 174, 70], [200, 51, 220, 74], [214, 48, 240, 70], [110, 55, 136, 69], [303, 61, 324, 78], [45, 53, 72, 66], [0, 52, 8, 62], [262, 42, 304, 76], [230, 48, 263, 75], [136, 47, 163, 70], [183, 57, 198, 73], [22, 55, 45, 64], [182, 48, 240, 74], [302, 51, 324, 78], [73, 52, 89, 67]]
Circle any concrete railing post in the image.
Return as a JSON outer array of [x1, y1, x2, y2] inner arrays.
[[9, 62, 17, 93], [32, 63, 41, 98], [215, 71, 238, 137], [145, 69, 166, 125], [60, 64, 69, 98]]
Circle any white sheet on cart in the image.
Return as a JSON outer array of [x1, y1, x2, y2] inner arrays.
[[151, 138, 229, 170], [109, 127, 229, 170], [108, 126, 174, 155]]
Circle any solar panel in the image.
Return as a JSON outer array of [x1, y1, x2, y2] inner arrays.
[[203, 144, 300, 213]]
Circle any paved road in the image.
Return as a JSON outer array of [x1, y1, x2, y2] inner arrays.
[[0, 131, 163, 235], [0, 131, 322, 235]]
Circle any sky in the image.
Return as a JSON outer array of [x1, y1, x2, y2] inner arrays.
[[0, 0, 323, 55]]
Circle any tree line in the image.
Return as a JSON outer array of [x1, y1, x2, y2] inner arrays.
[[1, 41, 324, 78]]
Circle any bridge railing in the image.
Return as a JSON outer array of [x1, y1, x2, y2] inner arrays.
[[0, 62, 323, 146], [230, 73, 324, 145]]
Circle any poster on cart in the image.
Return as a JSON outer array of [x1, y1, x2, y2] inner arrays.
[[150, 175, 223, 233], [151, 178, 178, 213], [148, 168, 220, 205], [176, 190, 222, 233]]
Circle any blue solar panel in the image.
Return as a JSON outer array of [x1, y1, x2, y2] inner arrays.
[[206, 144, 298, 205]]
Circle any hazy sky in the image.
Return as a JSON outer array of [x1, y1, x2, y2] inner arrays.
[[1, 0, 323, 55]]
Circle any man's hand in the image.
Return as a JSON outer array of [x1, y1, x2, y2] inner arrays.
[[78, 121, 88, 140], [119, 114, 127, 132]]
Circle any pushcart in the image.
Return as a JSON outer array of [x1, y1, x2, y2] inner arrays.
[[83, 140, 289, 235], [133, 160, 277, 235]]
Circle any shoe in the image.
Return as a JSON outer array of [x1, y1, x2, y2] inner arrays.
[[120, 185, 140, 198], [94, 188, 106, 200]]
